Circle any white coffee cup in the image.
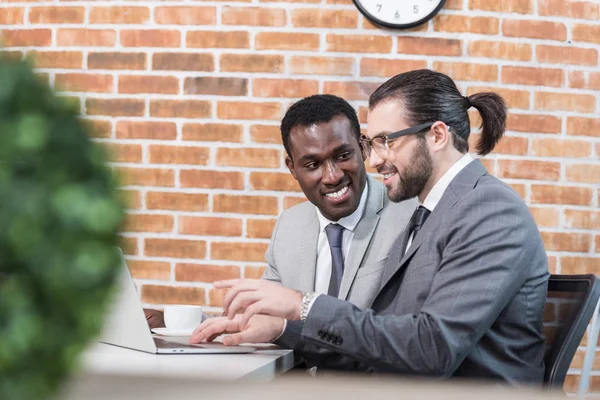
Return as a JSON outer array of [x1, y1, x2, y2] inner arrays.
[[163, 305, 203, 332]]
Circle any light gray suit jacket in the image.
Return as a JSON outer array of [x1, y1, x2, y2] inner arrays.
[[277, 160, 549, 384], [261, 175, 417, 310]]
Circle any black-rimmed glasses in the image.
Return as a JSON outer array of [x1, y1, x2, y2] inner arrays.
[[359, 122, 434, 158]]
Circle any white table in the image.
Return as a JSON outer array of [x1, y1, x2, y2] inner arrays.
[[79, 341, 296, 382]]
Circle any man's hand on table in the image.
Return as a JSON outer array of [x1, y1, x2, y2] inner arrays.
[[215, 279, 303, 328], [189, 314, 284, 346], [144, 308, 165, 329]]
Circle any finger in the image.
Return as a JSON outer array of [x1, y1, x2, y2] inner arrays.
[[222, 282, 261, 313], [241, 302, 263, 329], [190, 318, 227, 343], [190, 316, 220, 338], [227, 292, 262, 320], [222, 331, 250, 346]]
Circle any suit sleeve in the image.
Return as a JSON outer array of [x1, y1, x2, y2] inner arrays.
[[260, 214, 283, 283], [292, 186, 546, 376]]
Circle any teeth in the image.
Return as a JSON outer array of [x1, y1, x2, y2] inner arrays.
[[325, 185, 349, 199], [383, 173, 396, 179]]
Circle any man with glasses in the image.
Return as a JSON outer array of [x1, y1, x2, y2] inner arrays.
[[190, 70, 549, 384]]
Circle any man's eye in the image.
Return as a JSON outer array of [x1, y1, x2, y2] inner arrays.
[[337, 152, 351, 160], [305, 162, 318, 170]]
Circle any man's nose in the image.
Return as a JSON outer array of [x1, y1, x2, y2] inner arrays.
[[321, 161, 343, 185], [368, 149, 384, 170]]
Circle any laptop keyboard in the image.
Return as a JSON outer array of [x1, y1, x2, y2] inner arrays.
[[154, 337, 199, 349]]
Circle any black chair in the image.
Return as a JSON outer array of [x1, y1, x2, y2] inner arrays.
[[543, 274, 600, 393]]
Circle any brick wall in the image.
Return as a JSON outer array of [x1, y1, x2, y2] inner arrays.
[[1, 0, 598, 393]]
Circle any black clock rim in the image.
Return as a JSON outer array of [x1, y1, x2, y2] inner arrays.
[[352, 0, 447, 30]]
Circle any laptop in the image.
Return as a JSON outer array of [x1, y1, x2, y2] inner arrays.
[[99, 250, 256, 355]]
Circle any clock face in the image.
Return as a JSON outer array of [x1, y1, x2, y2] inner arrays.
[[353, 0, 446, 29]]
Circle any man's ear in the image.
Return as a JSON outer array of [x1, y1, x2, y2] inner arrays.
[[285, 155, 298, 180], [430, 121, 451, 151]]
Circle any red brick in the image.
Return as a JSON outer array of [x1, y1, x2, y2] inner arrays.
[[509, 183, 527, 199], [531, 185, 592, 206], [183, 123, 242, 143], [531, 138, 592, 158], [497, 160, 560, 181], [1, 29, 51, 47], [121, 30, 180, 47], [565, 210, 600, 230], [501, 66, 563, 87], [529, 207, 559, 228], [216, 148, 280, 168], [252, 78, 318, 98], [537, 45, 598, 66], [116, 121, 176, 141], [187, 31, 249, 49], [29, 6, 84, 23], [434, 15, 499, 34], [153, 53, 213, 72], [150, 100, 211, 118], [568, 71, 587, 89], [180, 170, 244, 190], [247, 219, 276, 239], [184, 77, 247, 96], [124, 213, 173, 233], [255, 32, 320, 51], [217, 101, 281, 120], [327, 34, 392, 53], [175, 264, 240, 283], [28, 51, 82, 69], [179, 217, 242, 237], [468, 41, 531, 61], [245, 266, 267, 279], [470, 0, 532, 13], [119, 189, 141, 209], [360, 58, 427, 78], [88, 52, 146, 70], [213, 194, 278, 215], [220, 54, 283, 73], [128, 260, 171, 281], [103, 143, 142, 163], [145, 238, 206, 259], [394, 37, 461, 57], [57, 29, 116, 46], [566, 164, 600, 184], [290, 56, 354, 76], [141, 285, 206, 306], [284, 196, 307, 209], [292, 9, 357, 28], [567, 117, 600, 138], [0, 7, 24, 24], [323, 81, 379, 101], [86, 98, 144, 117], [503, 20, 566, 41], [250, 125, 281, 144], [146, 192, 209, 212], [149, 145, 209, 166], [541, 233, 591, 252], [155, 6, 216, 25], [84, 119, 112, 139], [211, 242, 268, 262], [539, 0, 599, 19], [120, 237, 139, 256], [488, 136, 528, 155], [90, 6, 150, 23], [117, 167, 175, 187], [466, 86, 529, 109], [222, 7, 286, 26], [434, 62, 498, 82], [55, 73, 113, 93], [208, 289, 226, 307], [250, 172, 302, 192], [535, 92, 595, 113], [573, 24, 600, 44], [119, 75, 179, 95], [507, 114, 561, 134]]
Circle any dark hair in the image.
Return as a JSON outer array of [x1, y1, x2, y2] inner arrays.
[[281, 94, 361, 159], [369, 69, 507, 156]]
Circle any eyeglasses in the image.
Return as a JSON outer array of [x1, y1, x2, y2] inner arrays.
[[360, 122, 434, 159]]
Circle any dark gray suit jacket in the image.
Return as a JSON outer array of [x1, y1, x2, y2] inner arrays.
[[277, 160, 549, 384]]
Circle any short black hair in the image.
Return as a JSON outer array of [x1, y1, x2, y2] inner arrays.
[[280, 94, 361, 159]]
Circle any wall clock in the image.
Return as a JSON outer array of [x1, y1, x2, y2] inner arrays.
[[353, 0, 446, 30]]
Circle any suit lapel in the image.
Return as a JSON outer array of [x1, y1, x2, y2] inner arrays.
[[298, 211, 319, 292], [338, 176, 384, 300]]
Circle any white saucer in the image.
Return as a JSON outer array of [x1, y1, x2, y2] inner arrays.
[[151, 328, 195, 337]]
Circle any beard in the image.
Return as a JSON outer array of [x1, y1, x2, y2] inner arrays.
[[388, 137, 433, 203]]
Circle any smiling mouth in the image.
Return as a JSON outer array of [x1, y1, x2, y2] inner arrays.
[[324, 185, 349, 199]]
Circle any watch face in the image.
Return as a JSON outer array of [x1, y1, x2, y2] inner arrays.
[[354, 0, 446, 29]]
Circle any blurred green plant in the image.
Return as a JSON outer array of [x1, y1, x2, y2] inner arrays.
[[0, 55, 125, 399]]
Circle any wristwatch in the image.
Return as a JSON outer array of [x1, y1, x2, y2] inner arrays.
[[300, 292, 319, 322]]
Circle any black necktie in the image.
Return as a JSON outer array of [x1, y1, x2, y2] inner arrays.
[[325, 223, 345, 297], [409, 206, 431, 240]]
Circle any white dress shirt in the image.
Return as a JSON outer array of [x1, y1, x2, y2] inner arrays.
[[314, 180, 369, 294], [405, 153, 474, 253]]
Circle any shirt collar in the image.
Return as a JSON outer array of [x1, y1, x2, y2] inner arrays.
[[316, 179, 369, 233], [422, 153, 473, 212]]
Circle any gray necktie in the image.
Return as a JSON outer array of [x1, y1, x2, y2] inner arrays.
[[325, 223, 345, 297]]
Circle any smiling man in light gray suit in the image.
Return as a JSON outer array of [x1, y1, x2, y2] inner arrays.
[[191, 70, 549, 385]]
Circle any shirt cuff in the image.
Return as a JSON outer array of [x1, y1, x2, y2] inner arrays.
[[274, 318, 287, 341], [306, 294, 321, 316]]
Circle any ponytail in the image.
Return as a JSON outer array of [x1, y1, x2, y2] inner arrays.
[[467, 92, 507, 156]]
